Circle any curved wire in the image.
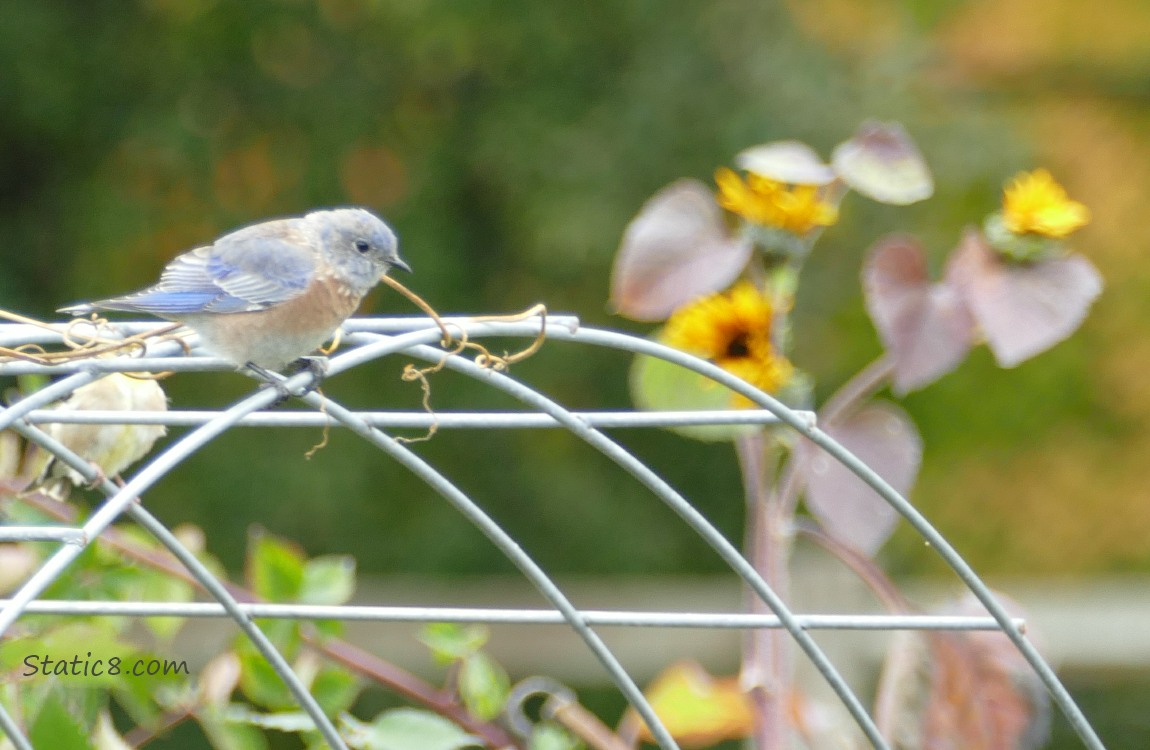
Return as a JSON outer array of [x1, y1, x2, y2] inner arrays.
[[290, 376, 683, 750], [8, 392, 351, 750], [339, 330, 892, 750], [0, 318, 1105, 750], [563, 326, 1106, 750], [1, 326, 684, 750]]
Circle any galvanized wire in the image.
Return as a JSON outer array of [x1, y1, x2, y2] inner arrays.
[[0, 527, 87, 543], [352, 331, 894, 750], [10, 396, 352, 749], [0, 317, 1106, 750], [0, 601, 1024, 630], [565, 326, 1106, 750], [23, 408, 803, 429], [2, 323, 686, 750], [0, 705, 32, 750]]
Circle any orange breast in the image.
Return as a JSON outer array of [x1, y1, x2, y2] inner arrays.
[[180, 275, 366, 369]]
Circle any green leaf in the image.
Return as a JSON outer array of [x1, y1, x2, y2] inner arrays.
[[418, 623, 488, 665], [111, 680, 166, 729], [341, 709, 482, 750], [198, 710, 271, 750], [312, 616, 345, 639], [225, 705, 319, 732], [250, 617, 300, 653], [17, 373, 50, 395], [629, 338, 759, 442], [246, 529, 306, 601], [236, 645, 296, 711], [312, 665, 362, 716], [29, 691, 93, 750], [0, 623, 148, 689], [300, 555, 356, 606], [530, 722, 584, 750], [136, 567, 195, 640], [458, 652, 509, 721]]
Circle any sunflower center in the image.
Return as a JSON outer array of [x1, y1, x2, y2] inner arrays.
[[725, 332, 751, 359]]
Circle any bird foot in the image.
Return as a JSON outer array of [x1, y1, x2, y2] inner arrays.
[[82, 463, 108, 490], [284, 356, 329, 388], [247, 358, 327, 406]]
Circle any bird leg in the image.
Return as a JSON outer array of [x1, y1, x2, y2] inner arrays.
[[245, 362, 295, 405]]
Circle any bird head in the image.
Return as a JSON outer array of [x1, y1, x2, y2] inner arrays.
[[308, 208, 411, 293]]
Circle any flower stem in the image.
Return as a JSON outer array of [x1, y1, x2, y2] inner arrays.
[[736, 432, 792, 750], [775, 354, 894, 520]]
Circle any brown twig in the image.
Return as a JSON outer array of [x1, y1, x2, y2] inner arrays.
[[309, 636, 520, 749]]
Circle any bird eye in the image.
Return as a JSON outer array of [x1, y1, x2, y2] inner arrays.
[[354, 240, 371, 253]]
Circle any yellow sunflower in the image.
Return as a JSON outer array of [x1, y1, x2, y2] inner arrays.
[[663, 282, 793, 406], [715, 167, 837, 236], [1002, 169, 1090, 239]]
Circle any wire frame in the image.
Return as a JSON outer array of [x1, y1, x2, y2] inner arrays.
[[0, 316, 1105, 750]]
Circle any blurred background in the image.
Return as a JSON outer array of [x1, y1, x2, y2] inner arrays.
[[1, 0, 1147, 746]]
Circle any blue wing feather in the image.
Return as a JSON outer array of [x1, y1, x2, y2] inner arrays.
[[63, 219, 319, 317]]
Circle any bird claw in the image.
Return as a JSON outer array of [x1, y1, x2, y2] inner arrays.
[[83, 463, 108, 489], [285, 356, 329, 387], [247, 358, 327, 406]]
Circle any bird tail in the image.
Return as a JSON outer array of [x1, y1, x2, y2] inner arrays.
[[58, 302, 97, 316], [59, 299, 152, 316]]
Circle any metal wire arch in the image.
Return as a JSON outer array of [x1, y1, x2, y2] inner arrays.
[[2, 326, 684, 750], [5, 323, 866, 750], [0, 316, 1105, 750]]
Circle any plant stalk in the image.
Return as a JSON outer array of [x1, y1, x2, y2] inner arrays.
[[737, 432, 792, 750]]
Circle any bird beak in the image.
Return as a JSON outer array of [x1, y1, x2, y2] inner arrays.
[[389, 256, 413, 274]]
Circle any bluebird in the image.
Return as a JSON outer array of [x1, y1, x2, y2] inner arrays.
[[61, 208, 410, 377]]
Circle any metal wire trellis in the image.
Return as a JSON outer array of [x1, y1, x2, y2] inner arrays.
[[0, 315, 1105, 750]]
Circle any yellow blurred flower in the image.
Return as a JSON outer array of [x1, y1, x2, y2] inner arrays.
[[1002, 169, 1090, 239], [715, 167, 838, 235], [664, 282, 793, 405], [631, 661, 754, 748]]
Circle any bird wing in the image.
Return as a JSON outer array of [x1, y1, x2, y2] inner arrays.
[[71, 220, 319, 316]]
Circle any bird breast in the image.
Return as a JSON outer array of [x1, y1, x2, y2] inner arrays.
[[180, 274, 365, 370]]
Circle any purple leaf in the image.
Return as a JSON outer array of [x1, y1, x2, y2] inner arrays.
[[802, 401, 922, 557], [610, 180, 752, 321], [921, 593, 1050, 750], [832, 120, 933, 205], [735, 141, 836, 185], [876, 592, 1050, 750], [946, 230, 1103, 368], [863, 235, 976, 394]]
